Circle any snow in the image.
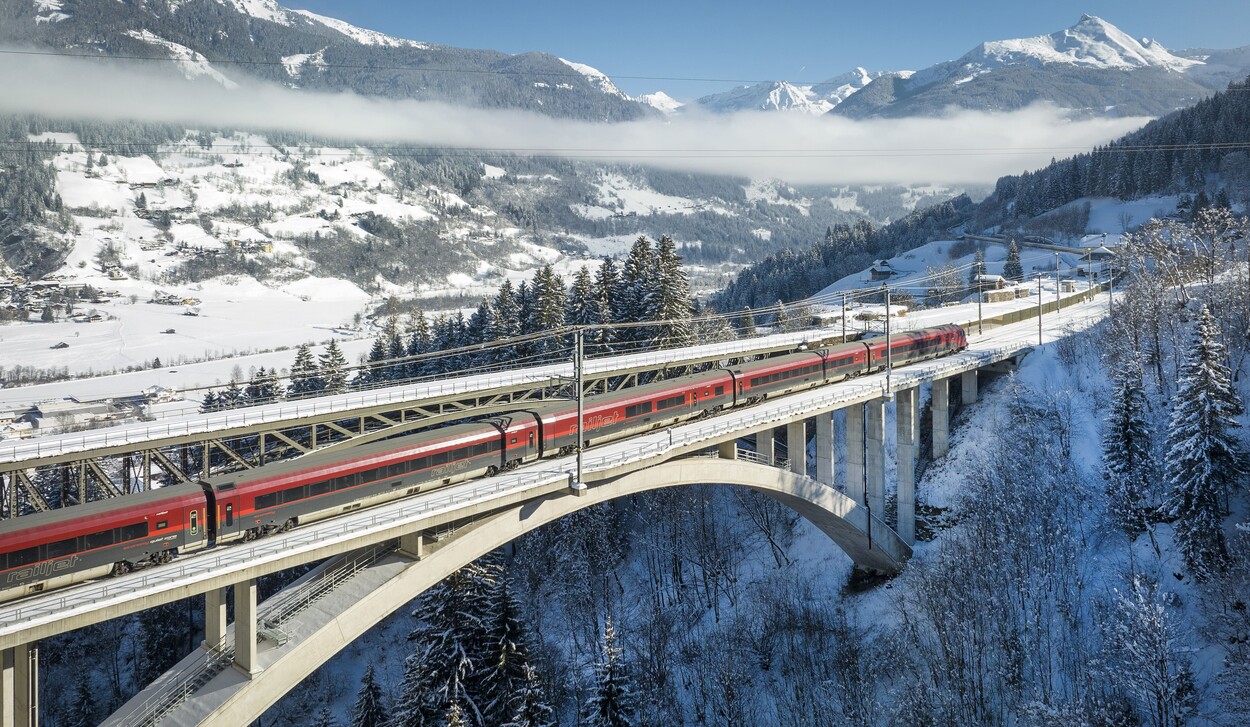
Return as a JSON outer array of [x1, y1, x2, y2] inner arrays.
[[559, 58, 628, 99], [571, 171, 731, 219], [221, 0, 293, 26], [281, 50, 326, 78], [911, 15, 1201, 90], [482, 164, 507, 179], [292, 9, 429, 48], [637, 91, 684, 114], [744, 179, 812, 216], [32, 0, 68, 22], [125, 30, 238, 89]]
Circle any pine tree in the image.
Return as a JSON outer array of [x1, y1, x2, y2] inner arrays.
[[583, 617, 636, 727], [385, 316, 407, 381], [739, 306, 756, 337], [500, 664, 556, 727], [567, 267, 604, 354], [218, 378, 245, 410], [65, 680, 97, 727], [359, 335, 390, 388], [1003, 241, 1024, 282], [968, 248, 987, 287], [245, 367, 279, 405], [1163, 306, 1242, 577], [350, 664, 388, 727], [406, 310, 434, 378], [288, 344, 322, 399], [530, 264, 567, 359], [619, 237, 655, 341], [319, 339, 350, 395], [649, 235, 693, 350], [393, 559, 498, 726], [594, 257, 621, 352], [311, 706, 338, 727], [1103, 356, 1156, 537], [466, 298, 497, 365], [773, 300, 790, 333], [200, 389, 220, 413]]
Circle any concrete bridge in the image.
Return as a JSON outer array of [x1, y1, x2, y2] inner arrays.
[[0, 293, 1110, 727]]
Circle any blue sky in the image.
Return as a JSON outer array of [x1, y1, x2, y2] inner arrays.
[[285, 0, 1250, 98]]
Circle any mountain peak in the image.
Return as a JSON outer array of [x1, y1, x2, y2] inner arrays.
[[963, 15, 1200, 73]]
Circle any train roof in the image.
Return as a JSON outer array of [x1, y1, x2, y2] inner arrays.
[[0, 482, 204, 541], [201, 420, 502, 492]]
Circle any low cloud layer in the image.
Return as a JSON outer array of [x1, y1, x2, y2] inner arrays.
[[1, 52, 1151, 185]]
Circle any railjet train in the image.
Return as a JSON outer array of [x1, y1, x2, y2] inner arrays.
[[0, 325, 967, 603]]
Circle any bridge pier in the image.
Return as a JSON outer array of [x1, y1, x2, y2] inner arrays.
[[815, 412, 834, 486], [1, 643, 37, 727], [932, 378, 951, 458], [845, 405, 865, 504], [961, 370, 978, 405], [866, 399, 886, 518], [204, 586, 228, 650], [786, 421, 807, 476], [756, 428, 775, 464], [896, 388, 918, 546], [233, 580, 259, 677], [399, 531, 426, 560], [717, 440, 737, 460]]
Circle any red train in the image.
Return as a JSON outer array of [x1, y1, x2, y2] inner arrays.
[[0, 324, 966, 603]]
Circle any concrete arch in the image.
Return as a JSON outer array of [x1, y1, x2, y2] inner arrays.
[[133, 459, 909, 726]]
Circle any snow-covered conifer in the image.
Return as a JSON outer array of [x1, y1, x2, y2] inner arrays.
[[739, 306, 756, 337], [319, 339, 349, 395], [500, 664, 556, 727], [969, 248, 987, 287], [405, 310, 433, 379], [531, 264, 567, 359], [583, 617, 636, 727], [288, 344, 322, 399], [650, 235, 693, 349], [349, 664, 387, 727], [595, 257, 620, 351], [1004, 241, 1024, 282], [1103, 355, 1156, 536], [567, 267, 604, 354], [1163, 306, 1242, 577], [200, 390, 220, 413]]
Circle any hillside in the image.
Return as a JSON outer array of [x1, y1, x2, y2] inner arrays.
[[0, 0, 651, 121]]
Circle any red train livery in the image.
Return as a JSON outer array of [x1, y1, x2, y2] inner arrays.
[[0, 324, 966, 602]]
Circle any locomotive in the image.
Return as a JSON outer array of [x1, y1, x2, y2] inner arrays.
[[0, 324, 967, 603]]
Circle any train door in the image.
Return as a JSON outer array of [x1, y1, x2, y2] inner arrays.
[[183, 505, 208, 552]]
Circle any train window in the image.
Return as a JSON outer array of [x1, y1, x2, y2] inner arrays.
[[155, 521, 168, 530], [715, 386, 725, 396], [217, 483, 236, 491], [432, 451, 449, 466], [225, 504, 234, 527], [119, 523, 148, 542], [7, 547, 39, 568], [190, 511, 199, 536], [47, 538, 76, 558], [256, 492, 280, 510], [388, 463, 404, 477], [310, 480, 333, 497], [85, 530, 113, 550], [283, 487, 306, 504], [657, 395, 684, 410]]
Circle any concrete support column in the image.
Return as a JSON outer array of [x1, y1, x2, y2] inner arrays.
[[1, 643, 36, 727], [815, 412, 834, 486], [786, 420, 807, 477], [932, 378, 951, 459], [398, 531, 425, 560], [204, 587, 228, 650], [233, 580, 259, 677], [896, 387, 918, 546], [717, 440, 737, 460], [845, 405, 865, 504], [756, 428, 775, 465], [961, 370, 978, 405], [866, 399, 886, 518]]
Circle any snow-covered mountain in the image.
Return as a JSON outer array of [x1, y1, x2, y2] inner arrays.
[[0, 0, 653, 121], [834, 15, 1249, 119], [694, 68, 890, 115]]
